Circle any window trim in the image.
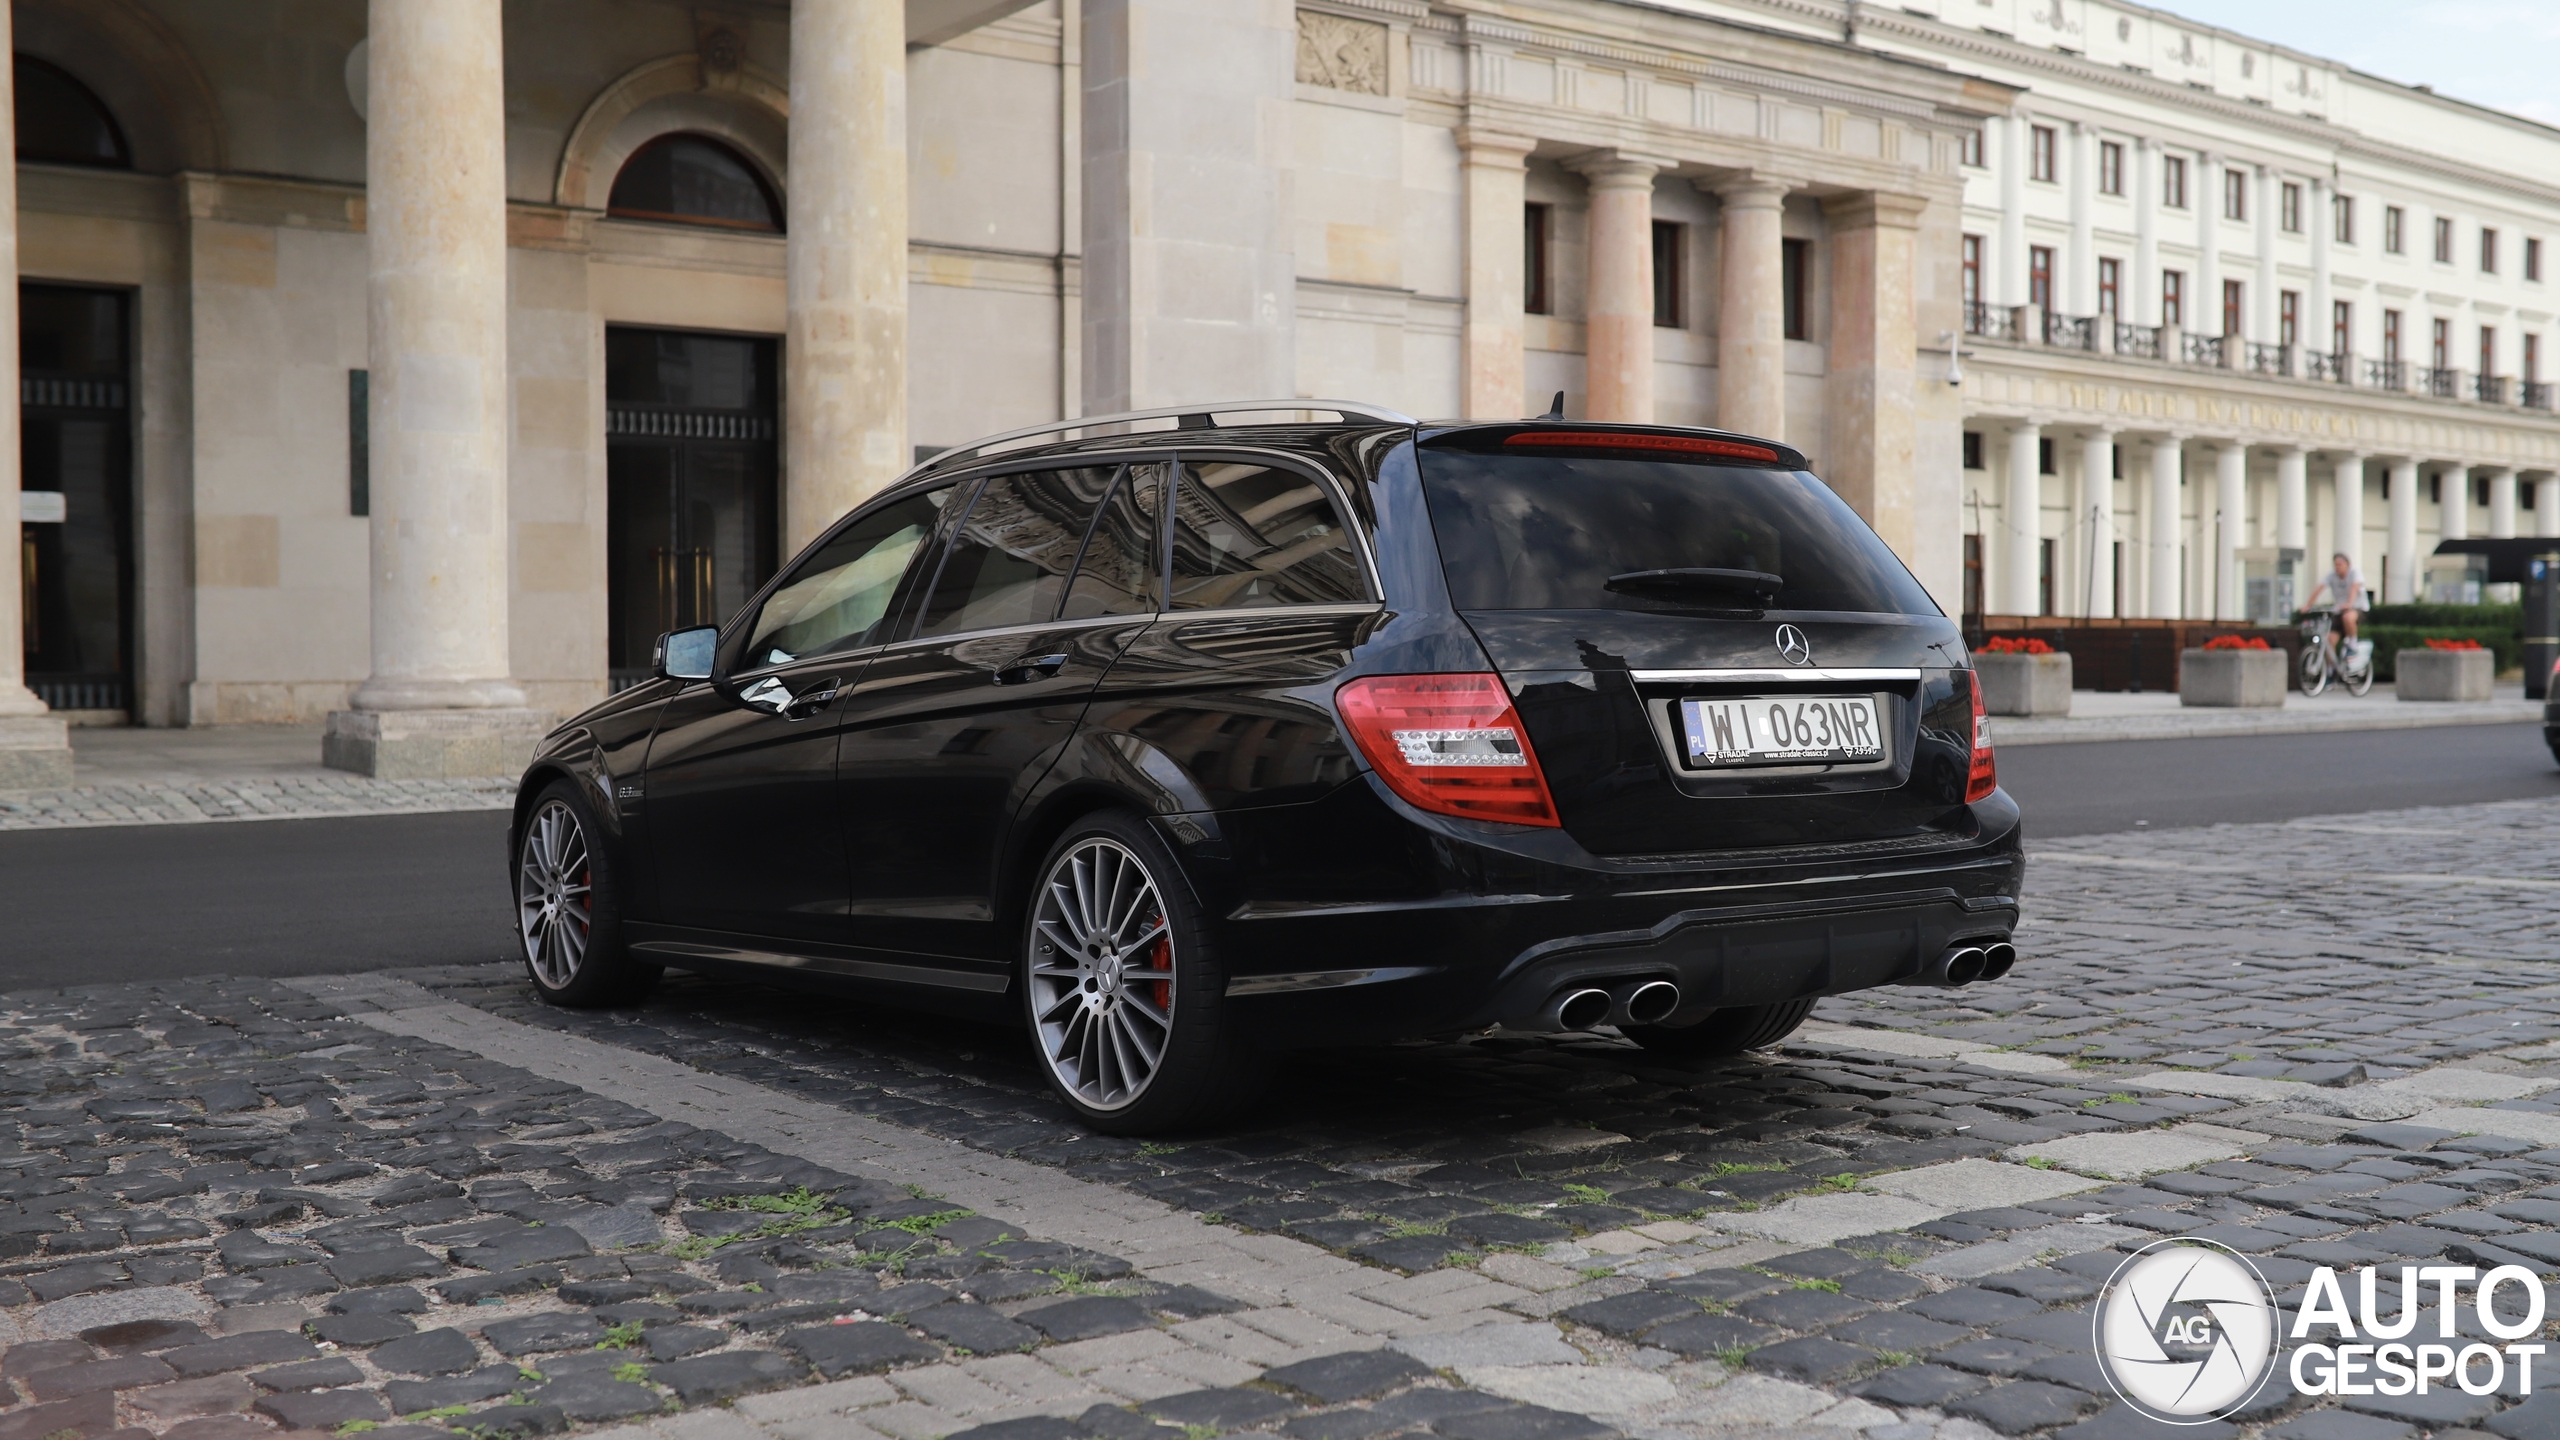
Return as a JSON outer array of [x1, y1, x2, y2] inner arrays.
[[2097, 140, 2124, 197]]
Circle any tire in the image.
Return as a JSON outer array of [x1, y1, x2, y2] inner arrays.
[[2345, 653, 2376, 697], [515, 780, 659, 1008], [1623, 998, 1818, 1061], [1020, 811, 1261, 1134], [2300, 645, 2331, 697]]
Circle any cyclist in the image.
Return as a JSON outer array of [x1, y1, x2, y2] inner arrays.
[[2304, 552, 2367, 643]]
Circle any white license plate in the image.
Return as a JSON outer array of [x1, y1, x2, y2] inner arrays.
[[1680, 694, 1884, 767]]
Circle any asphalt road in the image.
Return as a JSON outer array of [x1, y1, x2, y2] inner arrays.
[[4, 721, 2553, 988]]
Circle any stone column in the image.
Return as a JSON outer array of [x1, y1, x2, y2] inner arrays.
[[2440, 462, 2469, 542], [2309, 178, 2332, 361], [1459, 130, 1535, 420], [1824, 192, 1925, 560], [1084, 0, 1293, 418], [2215, 442, 2247, 619], [2003, 424, 2042, 615], [787, 0, 909, 550], [2067, 123, 2094, 315], [2148, 439, 2183, 619], [0, 2, 70, 786], [2490, 468, 2519, 537], [2275, 446, 2307, 555], [2195, 153, 2220, 339], [2081, 430, 2117, 618], [1714, 175, 1790, 440], [2540, 476, 2560, 539], [2133, 138, 2159, 326], [1997, 116, 2027, 308], [2254, 167, 2278, 345], [1573, 153, 1665, 423], [325, 0, 544, 780], [2387, 458, 2421, 602], [2334, 454, 2368, 572]]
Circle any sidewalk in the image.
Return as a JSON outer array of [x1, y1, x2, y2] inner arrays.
[[1993, 681, 2546, 745], [0, 723, 511, 830]]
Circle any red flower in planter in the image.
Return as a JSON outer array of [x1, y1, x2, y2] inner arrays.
[[1980, 636, 2054, 654], [2421, 638, 2485, 650], [2202, 635, 2271, 650]]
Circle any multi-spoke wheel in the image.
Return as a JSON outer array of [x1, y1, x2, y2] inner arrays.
[[1020, 812, 1259, 1133], [514, 779, 657, 1008]]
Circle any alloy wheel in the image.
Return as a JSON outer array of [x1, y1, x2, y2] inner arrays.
[[1029, 837, 1176, 1111], [518, 799, 594, 989]]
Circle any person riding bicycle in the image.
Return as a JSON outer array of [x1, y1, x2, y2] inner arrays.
[[2304, 553, 2367, 643]]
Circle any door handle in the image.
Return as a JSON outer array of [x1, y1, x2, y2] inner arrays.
[[992, 653, 1070, 686], [739, 676, 791, 713], [783, 677, 843, 718]]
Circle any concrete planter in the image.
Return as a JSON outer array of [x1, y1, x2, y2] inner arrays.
[[2395, 647, 2494, 701], [1975, 652, 2072, 717], [2179, 648, 2287, 708]]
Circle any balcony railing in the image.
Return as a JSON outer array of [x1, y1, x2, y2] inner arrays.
[[2302, 351, 2352, 384], [2111, 322, 2161, 359], [2045, 312, 2098, 350], [2418, 366, 2461, 399], [2183, 332, 2229, 367], [2245, 342, 2294, 378], [2474, 374, 2510, 405], [2525, 381, 2555, 412], [1962, 300, 2019, 341], [2366, 359, 2406, 390]]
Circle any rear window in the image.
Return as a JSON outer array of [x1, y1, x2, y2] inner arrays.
[[1417, 449, 1939, 616]]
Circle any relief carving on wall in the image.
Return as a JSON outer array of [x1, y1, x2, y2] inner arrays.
[[1297, 11, 1389, 95]]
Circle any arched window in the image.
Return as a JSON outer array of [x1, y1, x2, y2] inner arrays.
[[607, 134, 781, 232], [16, 56, 129, 168]]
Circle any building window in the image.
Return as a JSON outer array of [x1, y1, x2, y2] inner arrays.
[[2434, 215, 2455, 263], [2162, 155, 2188, 210], [1963, 431, 1984, 470], [2382, 309, 2402, 363], [2332, 300, 2352, 357], [2481, 227, 2499, 274], [2530, 237, 2545, 282], [2431, 316, 2450, 368], [1523, 203, 1551, 315], [2334, 194, 2355, 245], [2162, 269, 2185, 327], [2097, 257, 2121, 314], [1961, 234, 1983, 311], [2281, 182, 2303, 233], [1651, 220, 1683, 328], [2527, 333, 2542, 384], [15, 57, 131, 169], [2028, 245, 2054, 311], [2030, 124, 2057, 182], [1781, 238, 1810, 341], [2385, 205, 2405, 254], [2480, 326, 2497, 377], [2038, 538, 2055, 618], [2098, 141, 2124, 196], [2279, 290, 2300, 347], [607, 134, 783, 231], [2223, 169, 2247, 222], [2038, 438, 2056, 475], [1960, 129, 1984, 167], [2222, 279, 2243, 338]]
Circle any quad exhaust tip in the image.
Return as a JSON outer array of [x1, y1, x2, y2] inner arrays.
[[1902, 940, 2018, 988], [1543, 987, 1613, 1032], [1613, 979, 1681, 1027], [1979, 941, 2017, 982], [1533, 977, 1681, 1032]]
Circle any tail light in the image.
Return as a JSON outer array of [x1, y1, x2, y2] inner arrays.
[[1965, 670, 1998, 803], [1335, 673, 1561, 827]]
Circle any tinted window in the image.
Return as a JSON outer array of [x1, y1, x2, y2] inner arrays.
[[1061, 464, 1160, 620], [1166, 460, 1368, 610], [744, 486, 955, 666], [608, 134, 781, 232], [1417, 449, 1939, 616], [915, 467, 1117, 638]]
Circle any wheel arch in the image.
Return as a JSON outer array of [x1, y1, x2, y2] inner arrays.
[[994, 779, 1219, 972]]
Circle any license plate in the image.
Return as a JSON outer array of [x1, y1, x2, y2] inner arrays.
[[1680, 694, 1884, 768]]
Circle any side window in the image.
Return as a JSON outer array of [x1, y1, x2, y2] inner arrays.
[[1165, 460, 1369, 611], [913, 466, 1117, 639], [1060, 463, 1161, 619], [743, 486, 956, 667]]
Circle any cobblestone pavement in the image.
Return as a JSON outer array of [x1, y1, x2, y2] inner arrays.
[[8, 796, 2560, 1440], [0, 779, 512, 832]]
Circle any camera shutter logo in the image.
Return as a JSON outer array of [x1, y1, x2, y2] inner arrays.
[[1775, 624, 1812, 666], [2093, 1239, 2281, 1423]]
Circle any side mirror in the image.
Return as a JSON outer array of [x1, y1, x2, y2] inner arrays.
[[655, 626, 719, 682]]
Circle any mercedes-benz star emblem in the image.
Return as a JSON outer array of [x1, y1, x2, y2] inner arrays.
[[1775, 624, 1812, 666]]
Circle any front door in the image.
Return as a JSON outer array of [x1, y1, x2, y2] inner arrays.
[[19, 285, 133, 714], [605, 327, 778, 688]]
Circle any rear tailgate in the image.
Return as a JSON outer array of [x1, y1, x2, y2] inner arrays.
[[1417, 432, 1976, 855]]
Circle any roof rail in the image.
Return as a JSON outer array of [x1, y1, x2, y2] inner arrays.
[[916, 398, 1418, 472]]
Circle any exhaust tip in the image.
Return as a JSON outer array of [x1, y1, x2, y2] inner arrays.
[[1551, 987, 1613, 1032], [1622, 980, 1681, 1026], [1979, 942, 2017, 981], [1941, 946, 1987, 986]]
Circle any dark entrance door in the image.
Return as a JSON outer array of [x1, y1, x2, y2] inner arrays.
[[20, 285, 133, 713], [605, 328, 778, 688]]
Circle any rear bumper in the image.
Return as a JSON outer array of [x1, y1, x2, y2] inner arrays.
[[1165, 778, 2024, 1045]]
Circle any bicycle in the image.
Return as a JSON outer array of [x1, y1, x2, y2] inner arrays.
[[2299, 607, 2375, 697]]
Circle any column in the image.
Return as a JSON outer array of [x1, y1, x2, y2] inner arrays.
[[1998, 115, 2028, 307], [1715, 175, 1790, 439], [0, 0, 69, 787], [2003, 424, 2043, 615], [2133, 138, 2159, 326], [2275, 446, 2307, 554], [2334, 454, 2368, 571], [2254, 167, 2278, 345], [2490, 468, 2519, 537], [1573, 153, 1665, 423], [1082, 0, 1294, 413], [789, 0, 909, 548], [326, 0, 540, 780], [2309, 177, 2332, 361], [2215, 442, 2247, 619], [2387, 458, 2421, 601], [2148, 439, 2183, 619], [2440, 462, 2469, 541], [2067, 122, 2094, 315], [2081, 430, 2117, 618], [2540, 476, 2560, 539], [2195, 153, 2220, 339], [1458, 130, 1535, 420], [1824, 192, 1926, 559]]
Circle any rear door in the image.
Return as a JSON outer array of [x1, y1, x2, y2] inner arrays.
[[1415, 433, 1973, 855]]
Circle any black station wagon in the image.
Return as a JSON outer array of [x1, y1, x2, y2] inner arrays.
[[510, 401, 2024, 1132]]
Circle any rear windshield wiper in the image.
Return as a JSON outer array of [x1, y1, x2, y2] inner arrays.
[[1604, 567, 1783, 603]]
